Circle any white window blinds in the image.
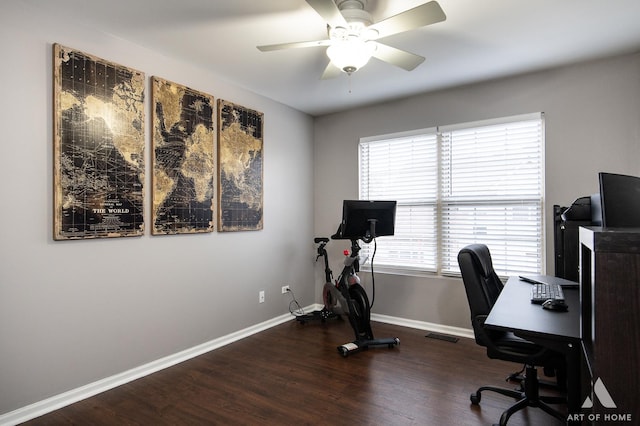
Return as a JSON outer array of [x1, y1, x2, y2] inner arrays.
[[439, 115, 545, 275], [358, 113, 544, 277], [359, 129, 438, 272]]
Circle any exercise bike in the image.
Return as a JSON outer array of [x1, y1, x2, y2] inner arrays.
[[331, 230, 400, 357], [294, 237, 342, 324], [296, 200, 399, 356]]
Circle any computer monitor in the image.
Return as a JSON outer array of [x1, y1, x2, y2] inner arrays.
[[337, 200, 396, 242], [599, 172, 640, 228]]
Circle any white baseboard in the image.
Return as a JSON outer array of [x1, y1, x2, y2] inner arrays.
[[370, 313, 475, 340], [0, 307, 472, 425]]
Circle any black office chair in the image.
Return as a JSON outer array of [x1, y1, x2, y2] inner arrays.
[[457, 244, 566, 425]]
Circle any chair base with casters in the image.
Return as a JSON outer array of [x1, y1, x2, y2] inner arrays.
[[471, 364, 566, 425]]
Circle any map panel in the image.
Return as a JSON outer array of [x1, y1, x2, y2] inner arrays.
[[217, 100, 264, 232], [151, 77, 216, 234], [53, 44, 145, 240]]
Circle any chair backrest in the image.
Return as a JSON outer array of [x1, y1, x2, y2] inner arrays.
[[458, 244, 505, 346]]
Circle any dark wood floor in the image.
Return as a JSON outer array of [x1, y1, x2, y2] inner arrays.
[[23, 318, 565, 425]]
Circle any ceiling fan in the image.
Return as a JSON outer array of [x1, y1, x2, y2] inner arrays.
[[257, 0, 446, 79]]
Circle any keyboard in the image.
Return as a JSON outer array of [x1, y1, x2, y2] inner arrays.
[[530, 283, 565, 304]]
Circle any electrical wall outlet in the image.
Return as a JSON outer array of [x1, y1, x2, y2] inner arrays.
[[259, 290, 265, 303], [281, 285, 290, 294]]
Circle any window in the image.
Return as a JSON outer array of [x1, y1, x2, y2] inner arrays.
[[359, 113, 544, 277]]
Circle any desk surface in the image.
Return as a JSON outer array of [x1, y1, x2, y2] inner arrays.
[[485, 276, 580, 341]]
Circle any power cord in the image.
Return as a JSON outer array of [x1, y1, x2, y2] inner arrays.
[[285, 288, 305, 317], [369, 237, 377, 309]]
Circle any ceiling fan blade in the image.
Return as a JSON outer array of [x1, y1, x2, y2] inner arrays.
[[257, 39, 331, 52], [369, 1, 446, 40], [321, 62, 343, 80], [306, 0, 347, 28], [372, 42, 425, 71]]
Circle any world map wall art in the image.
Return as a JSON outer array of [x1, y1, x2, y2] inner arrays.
[[217, 100, 264, 232], [53, 44, 145, 240], [53, 44, 264, 240], [151, 77, 216, 234]]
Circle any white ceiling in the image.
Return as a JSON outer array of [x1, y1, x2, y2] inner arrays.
[[25, 0, 640, 116]]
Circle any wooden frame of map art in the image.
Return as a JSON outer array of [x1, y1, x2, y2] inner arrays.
[[217, 100, 264, 232], [151, 77, 216, 235], [53, 44, 145, 240]]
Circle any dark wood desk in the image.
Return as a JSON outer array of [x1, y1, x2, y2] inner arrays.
[[485, 276, 582, 420]]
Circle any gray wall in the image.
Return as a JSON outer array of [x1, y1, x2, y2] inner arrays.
[[0, 2, 315, 416], [313, 52, 640, 330]]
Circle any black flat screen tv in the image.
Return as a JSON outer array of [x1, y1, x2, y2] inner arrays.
[[599, 172, 640, 228], [337, 200, 396, 242]]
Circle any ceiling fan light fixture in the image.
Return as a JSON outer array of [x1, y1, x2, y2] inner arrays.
[[257, 0, 445, 78], [326, 39, 376, 74]]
